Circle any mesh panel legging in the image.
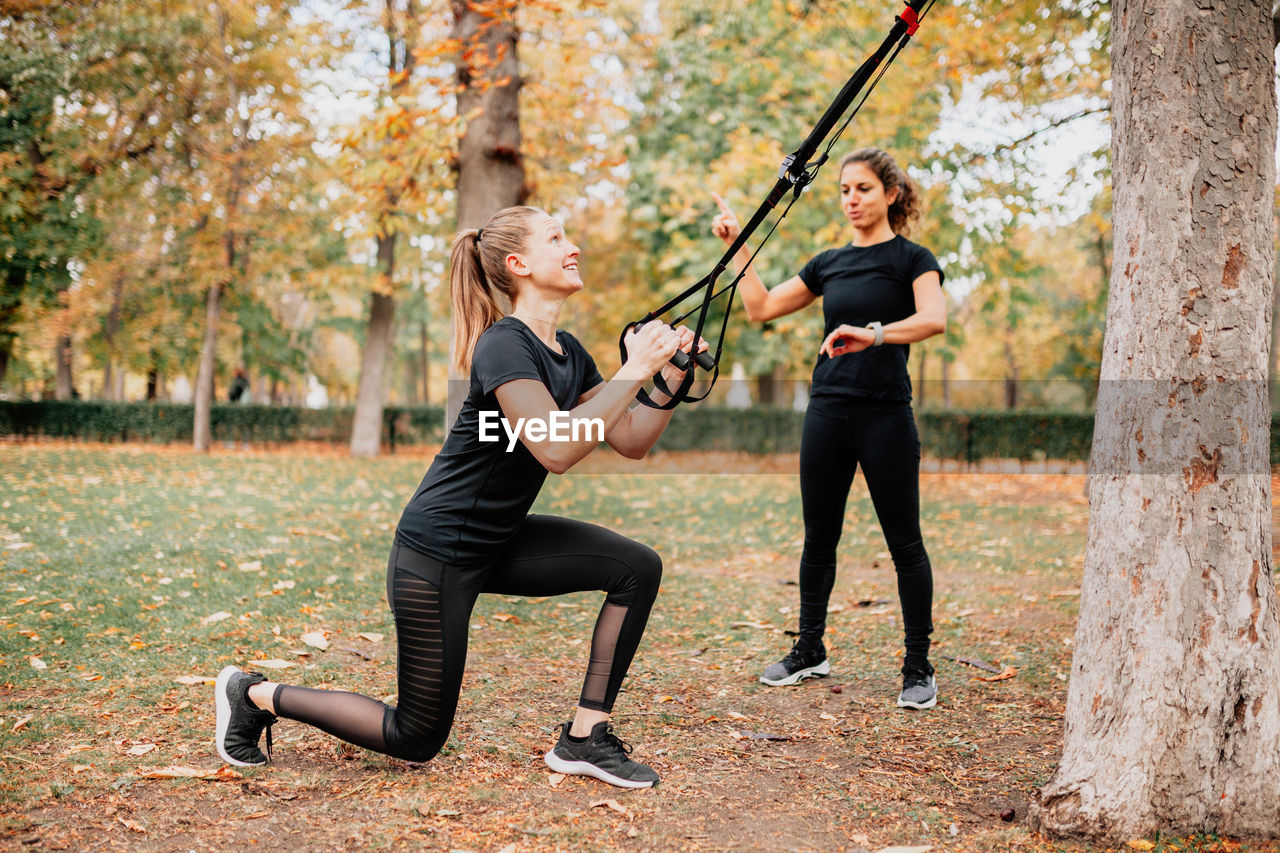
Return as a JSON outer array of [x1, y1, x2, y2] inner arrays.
[[269, 515, 662, 763], [795, 401, 934, 665]]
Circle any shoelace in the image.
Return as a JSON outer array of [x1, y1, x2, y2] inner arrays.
[[599, 726, 634, 758]]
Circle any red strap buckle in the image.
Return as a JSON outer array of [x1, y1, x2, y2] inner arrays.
[[898, 5, 920, 35]]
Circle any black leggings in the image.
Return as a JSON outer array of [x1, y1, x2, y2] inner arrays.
[[796, 402, 933, 665], [270, 515, 662, 763]]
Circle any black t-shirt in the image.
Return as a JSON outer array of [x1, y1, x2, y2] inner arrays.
[[394, 317, 604, 565], [798, 235, 943, 408]]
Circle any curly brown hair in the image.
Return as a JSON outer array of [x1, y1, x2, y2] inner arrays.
[[839, 148, 921, 236]]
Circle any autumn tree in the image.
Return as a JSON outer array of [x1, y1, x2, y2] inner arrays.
[[346, 0, 428, 457], [0, 1, 179, 394], [444, 0, 526, 427], [1031, 0, 1280, 840]]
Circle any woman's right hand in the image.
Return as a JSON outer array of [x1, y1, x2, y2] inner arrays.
[[710, 192, 741, 245], [620, 322, 683, 381]]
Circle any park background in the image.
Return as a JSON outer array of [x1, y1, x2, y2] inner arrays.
[[4, 1, 1280, 852]]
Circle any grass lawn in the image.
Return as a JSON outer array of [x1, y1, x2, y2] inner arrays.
[[0, 442, 1273, 852]]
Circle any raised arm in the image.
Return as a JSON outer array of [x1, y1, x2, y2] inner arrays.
[[711, 192, 818, 323]]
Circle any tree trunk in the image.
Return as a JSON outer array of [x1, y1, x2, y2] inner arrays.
[[101, 274, 126, 400], [54, 333, 74, 400], [915, 347, 926, 408], [1002, 317, 1018, 409], [0, 265, 26, 390], [940, 357, 951, 409], [447, 0, 525, 429], [350, 234, 397, 457], [1032, 0, 1280, 841], [420, 319, 429, 404], [192, 281, 222, 451]]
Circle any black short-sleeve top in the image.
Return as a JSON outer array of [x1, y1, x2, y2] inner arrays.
[[797, 235, 943, 409], [394, 316, 604, 565]]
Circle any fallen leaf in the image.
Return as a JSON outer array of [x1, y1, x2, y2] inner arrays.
[[79, 673, 103, 681], [117, 817, 146, 833], [245, 659, 295, 670], [301, 631, 329, 651], [141, 766, 205, 779], [547, 772, 566, 788], [590, 798, 632, 818], [29, 656, 46, 670], [1126, 842, 1156, 851], [125, 743, 157, 756], [358, 632, 384, 643], [976, 666, 1018, 682], [726, 711, 749, 720], [15, 595, 36, 605], [12, 715, 34, 731], [201, 611, 233, 625], [273, 580, 296, 591], [876, 847, 932, 853], [492, 613, 518, 623], [174, 675, 215, 686], [729, 620, 774, 630], [237, 560, 262, 573]]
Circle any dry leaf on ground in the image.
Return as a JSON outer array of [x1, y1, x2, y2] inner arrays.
[[245, 659, 295, 670], [591, 798, 632, 818], [300, 631, 329, 650], [174, 674, 215, 686], [975, 666, 1018, 682]]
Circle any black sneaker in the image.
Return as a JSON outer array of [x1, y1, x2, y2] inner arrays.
[[543, 721, 659, 789], [215, 665, 277, 766], [897, 661, 937, 709], [759, 640, 830, 686]]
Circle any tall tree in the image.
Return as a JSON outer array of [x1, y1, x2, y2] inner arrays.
[[1032, 0, 1280, 841], [348, 0, 421, 457], [446, 0, 526, 428]]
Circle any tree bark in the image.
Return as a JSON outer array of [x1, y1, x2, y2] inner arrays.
[[350, 234, 397, 456], [447, 0, 525, 429], [192, 282, 222, 451], [1032, 0, 1280, 841]]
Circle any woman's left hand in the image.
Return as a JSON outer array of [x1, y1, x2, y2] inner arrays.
[[820, 324, 877, 359], [658, 326, 709, 385]]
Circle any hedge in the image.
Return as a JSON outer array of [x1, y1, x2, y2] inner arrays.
[[3, 401, 1276, 464], [0, 401, 445, 448]]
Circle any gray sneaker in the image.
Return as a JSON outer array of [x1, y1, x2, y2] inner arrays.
[[215, 666, 276, 766], [759, 641, 830, 686], [544, 721, 658, 788], [897, 662, 937, 709]]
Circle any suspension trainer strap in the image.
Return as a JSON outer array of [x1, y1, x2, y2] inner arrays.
[[621, 0, 937, 408]]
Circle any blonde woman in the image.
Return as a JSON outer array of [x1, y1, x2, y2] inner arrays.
[[215, 206, 702, 787]]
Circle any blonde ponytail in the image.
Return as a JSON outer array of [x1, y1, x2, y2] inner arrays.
[[449, 205, 547, 375]]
